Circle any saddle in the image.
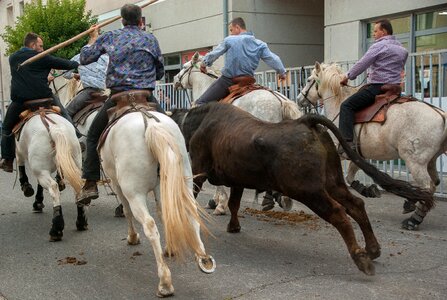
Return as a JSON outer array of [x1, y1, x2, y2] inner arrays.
[[97, 90, 159, 151], [13, 98, 61, 140], [72, 91, 108, 125], [354, 84, 416, 124], [220, 76, 271, 104]]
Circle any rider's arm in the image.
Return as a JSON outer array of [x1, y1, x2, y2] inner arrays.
[[63, 54, 81, 79], [346, 43, 381, 80], [202, 38, 229, 67], [43, 55, 79, 71], [260, 43, 286, 76], [152, 38, 165, 81], [80, 31, 108, 65]]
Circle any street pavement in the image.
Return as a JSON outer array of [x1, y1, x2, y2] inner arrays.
[[0, 171, 446, 300]]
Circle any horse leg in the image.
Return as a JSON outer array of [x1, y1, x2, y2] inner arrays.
[[76, 205, 88, 231], [33, 184, 45, 213], [261, 190, 275, 211], [37, 172, 64, 241], [428, 157, 440, 186], [212, 186, 228, 215], [124, 191, 174, 297], [55, 171, 66, 191], [401, 161, 434, 230], [300, 192, 375, 275], [227, 187, 244, 233], [18, 165, 34, 197], [347, 162, 381, 198]]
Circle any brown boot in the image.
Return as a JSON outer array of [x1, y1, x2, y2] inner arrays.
[[76, 180, 98, 206], [0, 159, 13, 173]]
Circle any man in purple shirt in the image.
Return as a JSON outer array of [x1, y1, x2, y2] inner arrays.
[[76, 3, 165, 205], [338, 19, 408, 157]]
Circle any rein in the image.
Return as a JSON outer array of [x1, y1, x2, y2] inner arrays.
[[177, 63, 218, 90]]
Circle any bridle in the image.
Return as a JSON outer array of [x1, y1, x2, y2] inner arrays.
[[176, 62, 218, 90], [299, 78, 324, 112]]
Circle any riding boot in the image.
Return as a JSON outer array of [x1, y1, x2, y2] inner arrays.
[[76, 179, 98, 206], [0, 159, 14, 173]]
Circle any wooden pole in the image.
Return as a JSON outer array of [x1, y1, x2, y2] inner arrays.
[[19, 0, 159, 68]]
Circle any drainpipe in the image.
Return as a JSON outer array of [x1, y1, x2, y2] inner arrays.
[[223, 0, 228, 38]]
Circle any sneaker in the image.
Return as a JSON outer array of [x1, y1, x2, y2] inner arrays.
[[0, 159, 13, 173], [76, 180, 99, 206]]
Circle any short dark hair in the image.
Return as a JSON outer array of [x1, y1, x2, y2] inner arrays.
[[375, 19, 393, 35], [230, 17, 246, 30], [23, 32, 40, 47], [121, 4, 142, 26]]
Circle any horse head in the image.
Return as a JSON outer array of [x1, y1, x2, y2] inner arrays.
[[173, 52, 218, 91]]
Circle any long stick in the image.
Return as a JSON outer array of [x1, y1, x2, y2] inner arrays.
[[19, 0, 159, 68]]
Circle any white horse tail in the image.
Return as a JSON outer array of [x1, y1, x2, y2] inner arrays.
[[65, 78, 81, 106], [275, 92, 302, 120], [146, 121, 209, 259], [49, 123, 83, 194]]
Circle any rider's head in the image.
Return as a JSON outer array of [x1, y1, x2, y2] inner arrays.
[[24, 32, 43, 52], [373, 19, 393, 40], [121, 4, 143, 28], [229, 17, 247, 36]]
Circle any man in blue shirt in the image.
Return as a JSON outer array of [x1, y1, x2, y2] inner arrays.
[[195, 17, 286, 106], [76, 3, 165, 205], [64, 53, 109, 118]]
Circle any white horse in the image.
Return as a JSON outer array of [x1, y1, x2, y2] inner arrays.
[[16, 109, 84, 241], [297, 62, 447, 230], [173, 52, 302, 214], [100, 109, 216, 297]]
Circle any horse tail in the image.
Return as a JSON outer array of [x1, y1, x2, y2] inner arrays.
[[300, 114, 435, 211], [49, 122, 83, 194], [65, 78, 80, 105], [275, 93, 302, 120], [146, 120, 209, 260]]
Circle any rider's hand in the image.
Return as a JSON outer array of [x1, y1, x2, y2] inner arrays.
[[200, 62, 207, 74], [340, 75, 349, 86], [47, 74, 55, 83], [73, 73, 81, 80], [278, 73, 287, 81], [88, 25, 100, 45]]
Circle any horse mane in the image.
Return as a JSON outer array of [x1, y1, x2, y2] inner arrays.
[[317, 63, 353, 104]]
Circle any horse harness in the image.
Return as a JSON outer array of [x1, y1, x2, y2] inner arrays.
[[97, 90, 160, 152], [12, 98, 60, 143], [177, 63, 219, 90]]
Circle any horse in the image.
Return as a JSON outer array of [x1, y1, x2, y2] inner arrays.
[[170, 103, 434, 276], [15, 105, 85, 241], [99, 106, 216, 297], [296, 62, 447, 230], [173, 52, 302, 214]]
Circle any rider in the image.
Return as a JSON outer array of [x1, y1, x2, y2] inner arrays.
[[63, 52, 109, 118], [76, 3, 165, 205], [0, 32, 79, 173], [195, 17, 286, 106], [338, 19, 408, 157]]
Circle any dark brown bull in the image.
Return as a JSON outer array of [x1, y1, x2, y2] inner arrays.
[[171, 103, 434, 275]]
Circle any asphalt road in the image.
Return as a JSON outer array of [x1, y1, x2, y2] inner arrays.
[[0, 171, 446, 300]]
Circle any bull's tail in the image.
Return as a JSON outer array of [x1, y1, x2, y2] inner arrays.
[[300, 114, 435, 211]]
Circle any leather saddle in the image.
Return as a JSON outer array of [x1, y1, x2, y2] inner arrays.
[[13, 98, 61, 140], [97, 90, 159, 151], [72, 91, 108, 125], [220, 76, 270, 104], [354, 84, 416, 124]]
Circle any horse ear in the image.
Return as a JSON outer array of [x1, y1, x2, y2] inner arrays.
[[315, 61, 321, 73], [192, 52, 200, 63]]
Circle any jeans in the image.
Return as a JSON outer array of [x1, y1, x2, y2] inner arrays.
[[66, 87, 103, 118], [1, 94, 74, 160], [82, 90, 165, 181], [195, 75, 233, 106], [339, 84, 384, 141]]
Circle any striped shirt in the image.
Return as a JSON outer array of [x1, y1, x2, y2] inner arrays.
[[202, 31, 286, 78], [80, 26, 164, 91], [347, 35, 408, 84]]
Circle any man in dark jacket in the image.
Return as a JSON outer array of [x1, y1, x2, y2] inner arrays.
[[0, 32, 79, 173]]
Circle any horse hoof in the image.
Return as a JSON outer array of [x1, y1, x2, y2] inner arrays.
[[21, 183, 34, 197], [402, 201, 416, 214], [206, 199, 217, 210], [114, 204, 125, 217], [280, 197, 293, 211], [33, 202, 45, 213], [156, 284, 174, 298], [262, 203, 274, 211], [76, 220, 88, 231], [401, 217, 420, 231], [213, 206, 226, 215], [198, 255, 216, 274], [57, 181, 66, 192], [367, 247, 381, 260], [127, 233, 140, 245], [353, 250, 375, 276], [49, 234, 63, 242]]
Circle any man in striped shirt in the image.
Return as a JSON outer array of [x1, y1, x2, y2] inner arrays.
[[338, 19, 408, 157]]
